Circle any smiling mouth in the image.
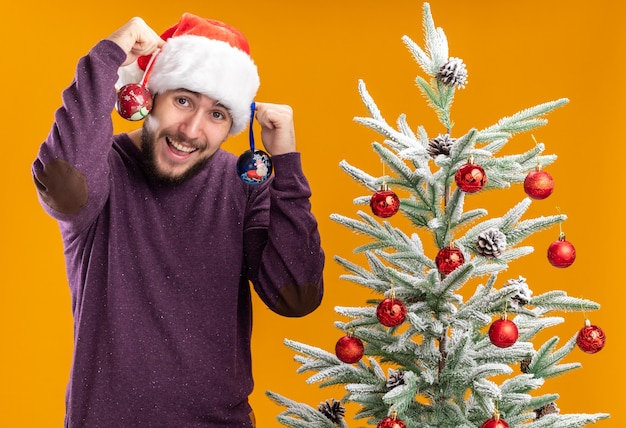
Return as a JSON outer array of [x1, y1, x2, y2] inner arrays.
[[166, 136, 198, 155]]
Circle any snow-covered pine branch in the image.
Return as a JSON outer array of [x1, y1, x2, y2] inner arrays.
[[482, 99, 569, 135]]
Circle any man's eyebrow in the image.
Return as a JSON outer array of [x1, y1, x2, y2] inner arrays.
[[173, 88, 198, 95]]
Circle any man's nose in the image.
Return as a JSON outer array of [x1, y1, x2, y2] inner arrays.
[[179, 111, 205, 139]]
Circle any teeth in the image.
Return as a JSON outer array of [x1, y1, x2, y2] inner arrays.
[[167, 137, 196, 153]]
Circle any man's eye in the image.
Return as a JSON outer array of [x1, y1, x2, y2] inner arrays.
[[177, 97, 189, 106], [212, 111, 225, 119]]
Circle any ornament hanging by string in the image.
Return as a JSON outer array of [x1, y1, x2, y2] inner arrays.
[[480, 410, 510, 428], [370, 159, 400, 218], [435, 245, 465, 275], [524, 164, 554, 200], [116, 49, 160, 121], [524, 136, 555, 200], [489, 302, 518, 348], [370, 162, 400, 218], [237, 102, 272, 185], [377, 411, 407, 428], [376, 288, 407, 327], [116, 84, 153, 121], [455, 155, 487, 193], [576, 319, 606, 354], [370, 183, 401, 218], [547, 231, 576, 268], [489, 316, 519, 349], [335, 331, 364, 364]]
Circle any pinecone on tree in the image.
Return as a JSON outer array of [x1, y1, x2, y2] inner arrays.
[[427, 133, 456, 158], [535, 402, 560, 419], [318, 399, 346, 424], [476, 228, 507, 258], [436, 57, 468, 89], [386, 369, 406, 389], [520, 358, 532, 373], [508, 276, 533, 309]]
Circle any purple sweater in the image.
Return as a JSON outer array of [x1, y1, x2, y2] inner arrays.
[[33, 40, 324, 427]]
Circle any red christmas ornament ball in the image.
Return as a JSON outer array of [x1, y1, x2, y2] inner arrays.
[[377, 416, 407, 428], [435, 247, 465, 275], [547, 234, 576, 268], [524, 169, 554, 200], [488, 318, 519, 348], [455, 162, 487, 193], [370, 187, 400, 218], [335, 335, 365, 364], [376, 298, 407, 327], [116, 83, 153, 121], [576, 322, 606, 354], [480, 417, 510, 428]]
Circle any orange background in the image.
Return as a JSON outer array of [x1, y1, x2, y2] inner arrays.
[[2, 0, 624, 426]]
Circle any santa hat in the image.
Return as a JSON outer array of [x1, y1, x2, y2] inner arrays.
[[117, 13, 260, 135]]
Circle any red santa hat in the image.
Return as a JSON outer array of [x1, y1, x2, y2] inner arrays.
[[116, 13, 260, 135]]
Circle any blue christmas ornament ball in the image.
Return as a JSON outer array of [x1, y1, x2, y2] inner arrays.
[[236, 150, 272, 185]]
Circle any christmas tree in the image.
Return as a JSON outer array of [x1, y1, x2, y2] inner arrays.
[[267, 3, 608, 427]]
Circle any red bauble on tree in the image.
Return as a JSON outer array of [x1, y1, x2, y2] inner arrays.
[[481, 414, 510, 428], [370, 183, 400, 218], [335, 333, 364, 364], [523, 166, 554, 200], [116, 83, 153, 121], [376, 297, 407, 327], [547, 232, 576, 268], [455, 157, 487, 193], [377, 414, 407, 428], [576, 320, 606, 354], [435, 246, 465, 275], [488, 318, 519, 348]]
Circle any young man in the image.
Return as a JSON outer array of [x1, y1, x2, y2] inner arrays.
[[32, 14, 324, 427]]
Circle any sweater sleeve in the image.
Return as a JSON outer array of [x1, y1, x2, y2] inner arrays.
[[244, 153, 325, 317], [32, 40, 127, 232]]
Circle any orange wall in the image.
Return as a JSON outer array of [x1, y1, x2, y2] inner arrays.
[[2, 1, 624, 426]]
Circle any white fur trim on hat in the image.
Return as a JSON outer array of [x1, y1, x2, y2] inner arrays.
[[146, 35, 260, 135], [115, 61, 143, 92]]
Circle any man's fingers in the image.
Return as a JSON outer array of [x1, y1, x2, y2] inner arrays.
[[254, 102, 293, 130], [107, 17, 164, 66]]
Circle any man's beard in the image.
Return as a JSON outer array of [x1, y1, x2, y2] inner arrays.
[[139, 118, 210, 186]]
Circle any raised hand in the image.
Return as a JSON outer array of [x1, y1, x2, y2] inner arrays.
[[254, 102, 296, 156], [106, 17, 164, 66]]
